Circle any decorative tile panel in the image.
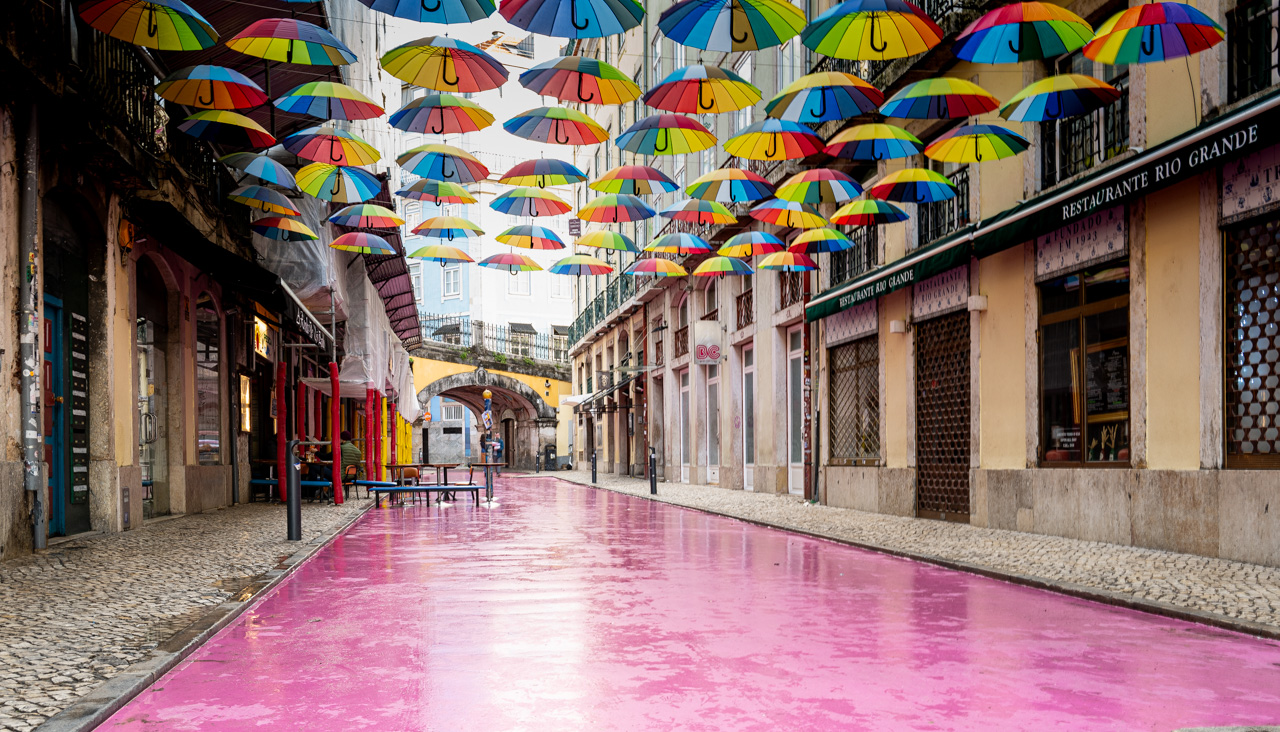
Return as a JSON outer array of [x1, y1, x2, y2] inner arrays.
[[1223, 143, 1280, 220], [912, 265, 969, 321], [824, 301, 877, 347], [1035, 205, 1127, 282]]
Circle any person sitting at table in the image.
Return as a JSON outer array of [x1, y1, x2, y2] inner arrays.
[[340, 431, 365, 482], [306, 448, 334, 501]]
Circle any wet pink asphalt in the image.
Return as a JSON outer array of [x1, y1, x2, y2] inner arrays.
[[105, 476, 1280, 731]]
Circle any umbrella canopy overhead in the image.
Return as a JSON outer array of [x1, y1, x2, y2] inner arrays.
[[924, 123, 1030, 163], [757, 250, 817, 271], [868, 167, 957, 203], [776, 169, 864, 204], [328, 203, 406, 228], [646, 233, 715, 254], [578, 194, 658, 223], [330, 232, 397, 254], [549, 255, 614, 275], [412, 215, 485, 240], [879, 77, 1001, 119], [658, 0, 806, 51], [397, 144, 491, 183], [283, 124, 381, 166], [490, 187, 573, 217], [954, 2, 1093, 64], [381, 36, 509, 93], [295, 163, 382, 203], [519, 57, 642, 105], [998, 74, 1121, 121], [616, 114, 717, 155], [1084, 2, 1225, 64], [227, 185, 300, 216], [766, 72, 885, 122], [79, 0, 218, 51], [625, 258, 688, 276], [156, 65, 266, 109], [687, 168, 775, 203], [693, 256, 755, 276], [251, 216, 319, 242], [725, 118, 824, 161], [219, 152, 296, 188], [408, 244, 475, 264], [227, 18, 356, 65], [274, 81, 385, 121], [644, 65, 762, 114], [801, 0, 943, 60], [500, 0, 645, 38], [576, 230, 639, 252], [396, 179, 477, 204], [824, 123, 923, 160], [831, 198, 909, 225], [749, 199, 829, 228], [718, 230, 786, 257], [788, 227, 855, 254], [503, 107, 610, 145], [479, 253, 544, 272], [500, 159, 588, 188], [590, 165, 679, 195], [390, 94, 495, 135], [355, 0, 497, 24], [497, 225, 567, 249], [660, 199, 737, 225], [177, 110, 275, 148]]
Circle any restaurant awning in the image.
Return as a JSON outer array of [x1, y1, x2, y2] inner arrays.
[[509, 322, 537, 335], [552, 325, 569, 336]]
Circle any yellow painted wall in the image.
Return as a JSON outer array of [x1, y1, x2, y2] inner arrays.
[[971, 64, 1028, 216], [1145, 178, 1202, 469], [978, 245, 1028, 468], [882, 290, 910, 468], [1146, 62, 1200, 147]]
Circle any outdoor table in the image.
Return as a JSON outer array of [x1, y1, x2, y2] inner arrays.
[[426, 463, 460, 487], [385, 463, 429, 486], [469, 462, 505, 504]]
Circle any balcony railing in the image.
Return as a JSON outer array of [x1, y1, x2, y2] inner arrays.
[[1228, 0, 1280, 103], [1042, 74, 1129, 189], [420, 314, 568, 364], [736, 289, 754, 329], [810, 55, 893, 88], [701, 308, 718, 322], [831, 226, 879, 285], [918, 167, 971, 247], [779, 272, 805, 309], [674, 326, 690, 358]]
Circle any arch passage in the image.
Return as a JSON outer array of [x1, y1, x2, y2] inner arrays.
[[417, 368, 558, 470]]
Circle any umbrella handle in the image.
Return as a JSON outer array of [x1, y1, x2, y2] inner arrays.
[[655, 128, 669, 153], [809, 91, 826, 120], [572, 0, 590, 30], [146, 7, 157, 38], [699, 81, 714, 111], [198, 79, 213, 107], [1141, 25, 1155, 56], [870, 16, 888, 54], [577, 74, 595, 103], [330, 175, 342, 197], [1007, 33, 1022, 56], [329, 139, 343, 163], [443, 58, 459, 87], [442, 158, 456, 179], [1045, 93, 1062, 120], [431, 114, 444, 134], [974, 136, 982, 163], [731, 12, 748, 43], [555, 119, 570, 144], [422, 0, 442, 11], [765, 133, 778, 158], [538, 174, 546, 188]]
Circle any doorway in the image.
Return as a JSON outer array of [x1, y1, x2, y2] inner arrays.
[[786, 327, 804, 495], [742, 344, 755, 491], [678, 369, 690, 483], [136, 258, 171, 519], [706, 364, 720, 485], [915, 311, 971, 522], [43, 298, 67, 536]]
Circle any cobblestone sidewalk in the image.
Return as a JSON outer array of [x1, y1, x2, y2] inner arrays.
[[549, 470, 1280, 634], [0, 499, 370, 732]]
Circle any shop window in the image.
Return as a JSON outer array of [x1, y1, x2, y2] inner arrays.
[[195, 294, 221, 465], [1038, 263, 1130, 465], [1227, 0, 1280, 103], [829, 336, 879, 465], [1225, 219, 1280, 467]]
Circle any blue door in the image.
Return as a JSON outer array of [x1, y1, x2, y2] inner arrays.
[[43, 297, 66, 536]]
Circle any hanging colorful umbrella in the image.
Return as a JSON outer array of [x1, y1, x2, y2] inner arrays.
[[644, 65, 762, 114], [355, 0, 497, 25], [220, 152, 296, 188], [177, 111, 275, 148], [998, 74, 1121, 121], [1083, 2, 1224, 65], [645, 233, 715, 254], [497, 225, 567, 250], [578, 194, 658, 223], [251, 216, 318, 242], [295, 163, 382, 203], [800, 0, 943, 60], [227, 18, 356, 65], [500, 159, 589, 188], [408, 244, 475, 264], [328, 203, 406, 228], [718, 231, 786, 258], [724, 119, 824, 161], [389, 94, 495, 134], [503, 107, 610, 145], [227, 185, 300, 216], [156, 66, 265, 109], [868, 168, 957, 203], [79, 0, 218, 51], [625, 258, 688, 276], [766, 72, 885, 123], [616, 115, 717, 156], [749, 199, 828, 228], [330, 232, 396, 254], [660, 199, 737, 225], [479, 253, 544, 273], [693, 256, 755, 276], [396, 179, 477, 204], [519, 57, 643, 105], [880, 78, 1001, 119], [831, 198, 909, 225], [824, 123, 923, 160], [924, 123, 1030, 163], [549, 255, 615, 275], [788, 228, 854, 254], [274, 81, 385, 121], [499, 0, 645, 39], [590, 165, 679, 195], [954, 2, 1093, 64], [490, 187, 573, 217], [776, 169, 864, 205], [658, 0, 806, 52], [397, 144, 491, 184], [380, 36, 509, 93], [576, 230, 639, 252], [687, 168, 775, 203], [757, 251, 817, 271], [412, 215, 485, 241], [283, 124, 381, 166]]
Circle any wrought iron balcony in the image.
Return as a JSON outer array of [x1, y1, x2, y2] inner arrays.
[[1041, 74, 1129, 189], [779, 272, 806, 309], [830, 226, 879, 286], [674, 326, 690, 358], [736, 289, 754, 330], [918, 167, 971, 247], [1227, 0, 1280, 103]]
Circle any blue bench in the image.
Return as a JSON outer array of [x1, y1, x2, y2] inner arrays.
[[249, 478, 334, 502], [363, 482, 480, 508]]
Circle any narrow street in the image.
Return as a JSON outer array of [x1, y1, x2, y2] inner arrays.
[[104, 477, 1280, 731]]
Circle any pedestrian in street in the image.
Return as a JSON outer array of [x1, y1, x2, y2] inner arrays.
[[493, 434, 504, 475]]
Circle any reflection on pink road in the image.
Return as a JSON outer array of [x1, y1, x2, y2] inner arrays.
[[105, 477, 1280, 731]]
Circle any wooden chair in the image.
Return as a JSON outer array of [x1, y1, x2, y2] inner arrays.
[[342, 464, 362, 498]]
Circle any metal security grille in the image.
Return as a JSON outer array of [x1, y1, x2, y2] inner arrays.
[[915, 311, 971, 521], [1225, 220, 1280, 468], [1227, 0, 1280, 103], [829, 337, 879, 465]]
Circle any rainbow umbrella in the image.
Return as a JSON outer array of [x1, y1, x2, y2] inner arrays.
[[500, 159, 588, 188], [275, 82, 384, 121], [500, 0, 645, 39], [283, 124, 381, 166], [687, 168, 775, 203], [831, 198, 909, 225], [658, 0, 805, 51], [519, 57, 642, 105], [479, 253, 544, 273], [766, 72, 885, 122], [79, 0, 217, 51], [355, 0, 497, 24], [412, 215, 485, 241], [788, 228, 854, 254], [954, 2, 1093, 64], [776, 169, 864, 204], [749, 200, 828, 228], [880, 78, 1001, 119], [824, 123, 923, 160], [408, 244, 475, 265], [397, 144, 491, 184], [295, 163, 382, 203], [396, 180, 477, 204], [227, 185, 300, 216], [616, 115, 717, 156], [1084, 2, 1224, 64], [693, 256, 755, 276], [660, 199, 737, 225], [645, 233, 715, 254], [380, 36, 509, 93], [757, 251, 817, 271], [590, 165, 679, 195], [156, 66, 265, 109], [328, 203, 406, 228], [868, 168, 957, 203], [644, 65, 762, 114], [724, 119, 824, 161], [576, 230, 639, 252], [177, 111, 275, 148], [227, 18, 356, 65], [924, 124, 1030, 163], [801, 0, 943, 60], [578, 194, 657, 223], [549, 255, 615, 275], [625, 258, 688, 276], [390, 94, 494, 134], [330, 232, 396, 254], [718, 231, 785, 257], [998, 74, 1121, 121], [220, 153, 297, 189], [504, 107, 610, 145], [491, 187, 573, 217], [497, 225, 567, 250], [251, 216, 318, 242]]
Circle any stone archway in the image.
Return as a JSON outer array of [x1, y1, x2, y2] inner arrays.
[[417, 367, 557, 470]]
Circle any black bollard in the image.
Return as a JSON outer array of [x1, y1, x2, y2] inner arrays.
[[286, 439, 302, 541], [535, 452, 541, 473], [591, 449, 597, 485], [649, 447, 657, 495]]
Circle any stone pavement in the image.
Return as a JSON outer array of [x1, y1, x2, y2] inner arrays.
[[0, 498, 370, 732], [551, 470, 1280, 634]]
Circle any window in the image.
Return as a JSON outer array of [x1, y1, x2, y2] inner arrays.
[[742, 346, 755, 465], [831, 225, 878, 285], [1225, 219, 1280, 467], [195, 295, 221, 464], [1042, 51, 1129, 189], [1227, 0, 1279, 103], [651, 35, 662, 87], [707, 364, 720, 465], [733, 54, 753, 134], [703, 279, 718, 318], [443, 266, 461, 299], [776, 40, 798, 92], [829, 336, 879, 464], [508, 269, 531, 295], [1039, 262, 1130, 465], [551, 274, 571, 299], [442, 403, 465, 422], [918, 166, 971, 247], [699, 113, 716, 174]]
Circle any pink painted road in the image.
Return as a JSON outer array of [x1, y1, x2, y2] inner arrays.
[[105, 476, 1280, 731]]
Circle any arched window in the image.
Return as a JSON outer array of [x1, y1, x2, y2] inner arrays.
[[195, 294, 222, 464]]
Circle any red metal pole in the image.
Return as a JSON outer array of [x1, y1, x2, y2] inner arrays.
[[389, 400, 397, 467], [276, 359, 287, 502], [365, 387, 375, 480], [330, 362, 342, 504]]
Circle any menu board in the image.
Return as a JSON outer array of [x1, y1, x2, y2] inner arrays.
[[1086, 346, 1128, 415]]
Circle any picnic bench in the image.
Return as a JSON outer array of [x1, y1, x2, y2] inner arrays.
[[249, 478, 333, 502]]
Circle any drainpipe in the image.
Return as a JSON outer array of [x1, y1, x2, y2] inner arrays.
[[19, 103, 46, 549], [227, 311, 240, 505]]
